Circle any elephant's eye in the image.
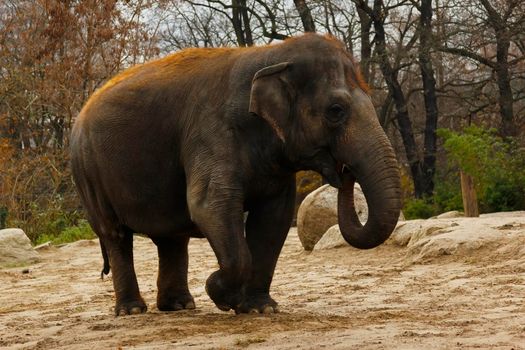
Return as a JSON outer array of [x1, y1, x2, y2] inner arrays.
[[326, 104, 347, 124]]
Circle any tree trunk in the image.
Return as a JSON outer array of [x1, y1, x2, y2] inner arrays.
[[418, 0, 439, 197], [474, 0, 515, 136], [357, 7, 372, 82], [494, 29, 515, 137], [239, 0, 253, 46], [232, 0, 246, 46], [369, 0, 423, 198], [293, 0, 316, 32]]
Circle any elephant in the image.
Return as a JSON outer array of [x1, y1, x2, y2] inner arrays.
[[70, 33, 401, 316]]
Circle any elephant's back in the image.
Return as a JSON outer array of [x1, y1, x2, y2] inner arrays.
[[74, 46, 244, 149], [82, 47, 239, 116]]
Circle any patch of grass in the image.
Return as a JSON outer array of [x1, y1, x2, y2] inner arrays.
[[35, 219, 95, 245]]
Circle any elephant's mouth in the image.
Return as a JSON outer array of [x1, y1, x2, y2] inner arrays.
[[319, 157, 353, 189], [336, 162, 353, 176]]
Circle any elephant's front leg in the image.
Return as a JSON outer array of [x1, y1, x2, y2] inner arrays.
[[189, 181, 251, 312], [238, 183, 296, 314]]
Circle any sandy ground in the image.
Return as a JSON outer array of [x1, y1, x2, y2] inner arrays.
[[0, 227, 524, 350]]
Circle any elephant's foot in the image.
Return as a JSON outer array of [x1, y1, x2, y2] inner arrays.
[[115, 298, 147, 316], [157, 292, 196, 311], [235, 293, 279, 314], [205, 271, 243, 312]]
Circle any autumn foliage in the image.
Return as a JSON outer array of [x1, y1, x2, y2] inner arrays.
[[0, 0, 160, 239]]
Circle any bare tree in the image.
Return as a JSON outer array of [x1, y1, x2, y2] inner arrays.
[[160, 2, 238, 50], [437, 0, 525, 136], [357, 4, 373, 81], [293, 0, 316, 32], [354, 0, 438, 198], [415, 0, 439, 197]]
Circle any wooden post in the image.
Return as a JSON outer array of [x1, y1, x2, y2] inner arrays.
[[460, 171, 479, 217]]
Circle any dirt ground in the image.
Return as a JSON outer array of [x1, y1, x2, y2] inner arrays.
[[0, 227, 524, 349]]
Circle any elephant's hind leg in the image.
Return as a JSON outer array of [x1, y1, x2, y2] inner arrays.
[[102, 228, 147, 316], [152, 236, 195, 311], [77, 176, 146, 316]]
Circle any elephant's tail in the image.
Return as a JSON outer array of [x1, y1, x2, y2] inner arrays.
[[100, 241, 110, 279]]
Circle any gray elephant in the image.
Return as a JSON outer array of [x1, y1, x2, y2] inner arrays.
[[70, 33, 401, 316]]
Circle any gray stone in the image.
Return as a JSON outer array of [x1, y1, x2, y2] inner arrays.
[[436, 210, 463, 219], [297, 184, 367, 250], [315, 216, 416, 250], [404, 219, 512, 262], [387, 219, 451, 247], [0, 228, 40, 266], [389, 213, 525, 262], [480, 211, 525, 218], [315, 212, 525, 262], [314, 224, 347, 250]]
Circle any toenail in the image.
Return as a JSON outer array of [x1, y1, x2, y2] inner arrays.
[[262, 306, 274, 314], [130, 307, 143, 314]]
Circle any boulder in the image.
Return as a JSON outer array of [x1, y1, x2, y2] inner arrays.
[[314, 218, 410, 250], [388, 214, 525, 262], [314, 224, 347, 250], [404, 217, 525, 262], [297, 184, 367, 250], [480, 211, 525, 218], [435, 210, 463, 219], [314, 211, 525, 263], [0, 228, 40, 266], [387, 219, 452, 247]]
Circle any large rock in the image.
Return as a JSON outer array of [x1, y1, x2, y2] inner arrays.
[[315, 213, 525, 259], [314, 224, 348, 250], [387, 219, 451, 247], [401, 216, 525, 262], [480, 211, 525, 218], [314, 218, 406, 250], [297, 184, 367, 250], [0, 228, 40, 266], [435, 210, 463, 219]]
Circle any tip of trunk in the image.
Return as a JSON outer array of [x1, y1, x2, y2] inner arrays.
[[337, 171, 401, 249]]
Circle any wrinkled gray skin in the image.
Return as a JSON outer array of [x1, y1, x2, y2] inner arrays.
[[71, 34, 401, 316]]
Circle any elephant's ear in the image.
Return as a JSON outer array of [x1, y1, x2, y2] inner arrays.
[[249, 62, 292, 142]]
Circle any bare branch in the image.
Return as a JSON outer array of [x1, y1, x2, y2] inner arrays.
[[436, 45, 496, 69]]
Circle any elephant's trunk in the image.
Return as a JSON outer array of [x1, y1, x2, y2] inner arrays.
[[336, 123, 402, 249]]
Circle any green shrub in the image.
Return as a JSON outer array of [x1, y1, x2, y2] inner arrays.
[[9, 197, 85, 243], [437, 126, 525, 213], [36, 219, 95, 245], [484, 181, 525, 212], [432, 167, 464, 213], [403, 197, 437, 219]]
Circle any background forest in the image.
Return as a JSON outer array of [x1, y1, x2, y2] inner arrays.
[[1, 0, 524, 243]]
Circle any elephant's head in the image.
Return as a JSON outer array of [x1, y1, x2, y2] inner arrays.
[[249, 35, 401, 249]]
